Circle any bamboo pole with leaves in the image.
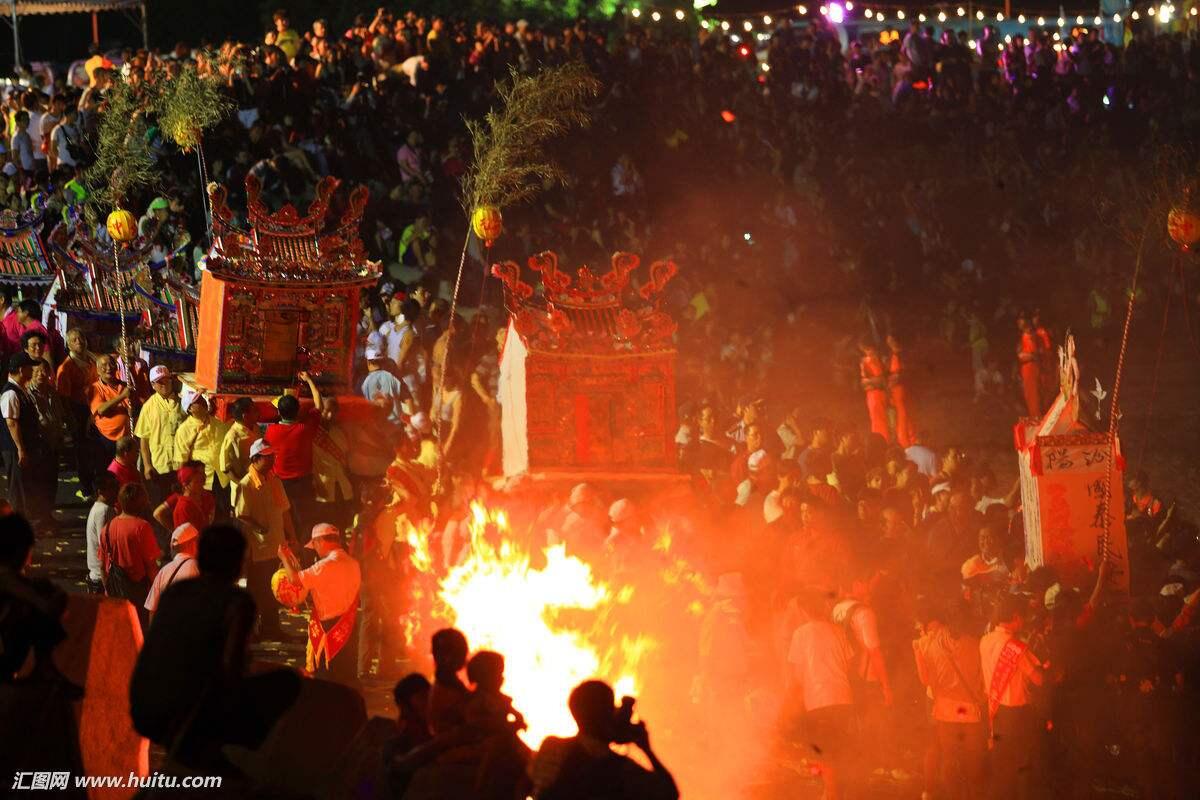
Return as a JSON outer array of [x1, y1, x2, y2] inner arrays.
[[436, 62, 599, 485]]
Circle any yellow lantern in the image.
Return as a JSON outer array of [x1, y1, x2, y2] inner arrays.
[[1167, 207, 1200, 251], [106, 208, 137, 243], [271, 568, 306, 608], [169, 121, 202, 152], [471, 205, 503, 247]]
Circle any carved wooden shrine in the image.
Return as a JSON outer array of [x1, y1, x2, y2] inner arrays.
[[492, 251, 680, 481]]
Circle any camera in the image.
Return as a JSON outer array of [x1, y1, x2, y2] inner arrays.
[[610, 696, 646, 745]]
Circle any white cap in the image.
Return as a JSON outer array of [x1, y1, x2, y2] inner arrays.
[[747, 449, 767, 473], [149, 365, 172, 383], [932, 482, 951, 496], [249, 438, 274, 459], [608, 498, 636, 524], [365, 343, 384, 360]]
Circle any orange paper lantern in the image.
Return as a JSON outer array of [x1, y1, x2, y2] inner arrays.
[[471, 205, 503, 247], [271, 568, 306, 608], [1167, 207, 1200, 251], [106, 209, 137, 243]]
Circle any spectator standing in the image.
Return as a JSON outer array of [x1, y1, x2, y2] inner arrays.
[[3, 300, 51, 360], [173, 393, 230, 519], [144, 522, 201, 621], [379, 297, 425, 396], [219, 396, 260, 504], [54, 328, 97, 497], [135, 365, 186, 506], [99, 483, 161, 629], [84, 471, 119, 594], [10, 110, 35, 174], [29, 358, 66, 532], [87, 353, 131, 465], [233, 439, 295, 639], [263, 371, 322, 540], [1, 353, 48, 525], [153, 462, 215, 533], [980, 594, 1044, 800], [107, 435, 142, 489]]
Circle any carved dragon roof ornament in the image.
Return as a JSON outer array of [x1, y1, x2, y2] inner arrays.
[[491, 250, 679, 354], [205, 175, 378, 286]]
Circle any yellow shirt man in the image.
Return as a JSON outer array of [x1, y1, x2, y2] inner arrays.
[[219, 421, 259, 502], [235, 456, 292, 563], [134, 392, 186, 475], [175, 411, 231, 489]]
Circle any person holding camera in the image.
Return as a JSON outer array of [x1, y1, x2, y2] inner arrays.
[[529, 679, 678, 800]]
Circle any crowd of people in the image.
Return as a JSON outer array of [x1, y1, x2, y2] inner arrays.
[[0, 5, 1199, 799]]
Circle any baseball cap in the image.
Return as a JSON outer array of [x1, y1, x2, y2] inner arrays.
[[171, 522, 199, 547], [364, 343, 384, 360], [149, 364, 172, 383], [177, 463, 202, 486], [305, 522, 342, 548], [185, 392, 209, 410], [148, 197, 170, 212], [249, 439, 274, 459]]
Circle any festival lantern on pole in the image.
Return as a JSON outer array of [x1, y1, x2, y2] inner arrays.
[[1167, 206, 1200, 251], [106, 208, 137, 243], [471, 205, 503, 247], [271, 568, 306, 609]]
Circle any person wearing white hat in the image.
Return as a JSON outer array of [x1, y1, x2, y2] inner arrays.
[[134, 364, 186, 508], [144, 523, 201, 620], [279, 523, 362, 686], [174, 390, 231, 519], [234, 438, 296, 639]]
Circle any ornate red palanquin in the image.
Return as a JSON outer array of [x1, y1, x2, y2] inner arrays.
[[192, 175, 380, 400], [493, 251, 681, 480]]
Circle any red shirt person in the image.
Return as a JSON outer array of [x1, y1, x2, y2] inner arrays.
[[263, 372, 322, 540], [885, 335, 916, 448], [1016, 316, 1041, 418], [859, 341, 891, 443], [153, 461, 216, 532]]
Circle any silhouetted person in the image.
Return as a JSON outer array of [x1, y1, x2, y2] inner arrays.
[[428, 627, 470, 735], [130, 524, 300, 772], [0, 514, 85, 796], [531, 680, 678, 800]]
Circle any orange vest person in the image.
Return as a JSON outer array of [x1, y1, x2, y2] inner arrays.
[[1016, 317, 1041, 418], [859, 342, 891, 443], [886, 335, 916, 448]]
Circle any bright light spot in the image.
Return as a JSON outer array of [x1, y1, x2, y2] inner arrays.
[[828, 2, 845, 23], [896, 10, 904, 19], [700, 19, 710, 28], [1057, 16, 1065, 26], [918, 13, 926, 21], [730, 33, 740, 42], [1094, 15, 1102, 24], [763, 14, 772, 23], [1004, 34, 1012, 43], [845, 1, 854, 10], [651, 10, 662, 21], [1148, 6, 1157, 14], [1192, 7, 1199, 16], [1131, 10, 1140, 19], [1053, 31, 1061, 40], [819, 5, 829, 15], [1113, 13, 1121, 21], [721, 19, 730, 29], [968, 39, 976, 48], [877, 11, 887, 20], [798, 5, 808, 14], [631, 7, 641, 17], [865, 8, 873, 18], [743, 18, 753, 30], [1158, 5, 1171, 22], [1053, 42, 1062, 51], [720, 109, 736, 122], [976, 10, 985, 20], [1076, 15, 1084, 24], [996, 12, 1004, 21], [675, 9, 686, 20], [997, 42, 1004, 51], [957, 6, 965, 15], [937, 11, 947, 22], [761, 62, 770, 71], [1037, 16, 1045, 25], [1103, 95, 1110, 106], [743, 232, 752, 241], [1018, 14, 1026, 23]]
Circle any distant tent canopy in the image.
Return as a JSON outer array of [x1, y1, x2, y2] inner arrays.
[[1, 0, 148, 67]]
